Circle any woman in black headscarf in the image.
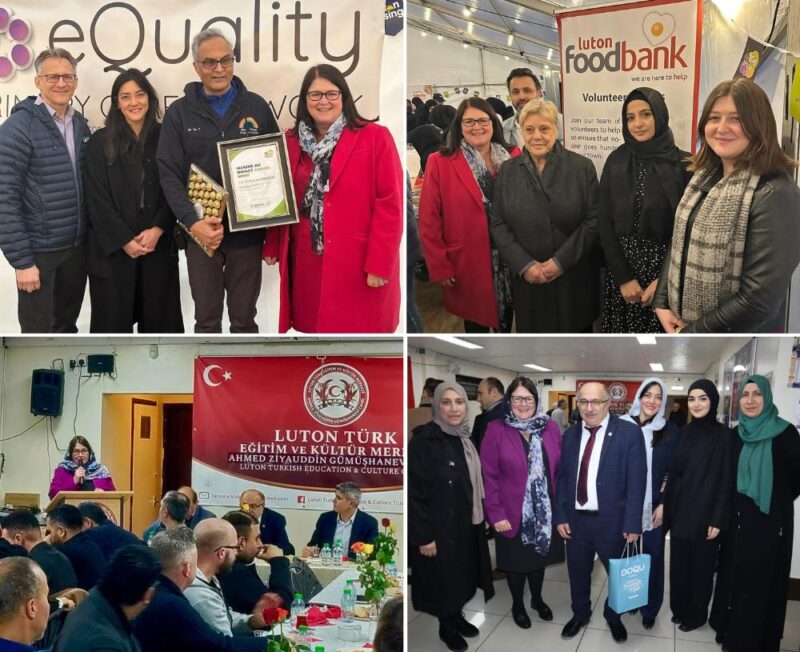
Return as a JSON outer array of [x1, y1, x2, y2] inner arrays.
[[409, 382, 494, 651], [599, 87, 692, 333], [662, 379, 732, 632], [709, 375, 800, 652]]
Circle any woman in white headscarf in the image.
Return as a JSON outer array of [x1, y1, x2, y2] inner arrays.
[[621, 378, 681, 629], [409, 382, 494, 652]]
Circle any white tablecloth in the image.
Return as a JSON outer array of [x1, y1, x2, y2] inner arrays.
[[309, 569, 361, 606]]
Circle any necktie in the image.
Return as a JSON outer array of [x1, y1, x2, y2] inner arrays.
[[577, 425, 601, 506]]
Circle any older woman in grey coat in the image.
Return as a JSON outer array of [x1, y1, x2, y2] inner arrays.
[[491, 100, 601, 332]]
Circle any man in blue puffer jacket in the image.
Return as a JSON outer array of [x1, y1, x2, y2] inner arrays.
[[0, 48, 89, 333]]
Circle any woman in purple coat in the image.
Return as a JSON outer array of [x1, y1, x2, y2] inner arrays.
[[480, 376, 565, 630], [48, 436, 116, 499]]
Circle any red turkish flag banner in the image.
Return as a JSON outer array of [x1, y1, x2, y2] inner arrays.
[[193, 356, 404, 511], [576, 379, 646, 416]]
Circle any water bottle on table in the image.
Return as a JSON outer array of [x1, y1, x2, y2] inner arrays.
[[320, 543, 332, 566], [290, 592, 305, 627], [333, 539, 343, 567], [341, 587, 354, 621]]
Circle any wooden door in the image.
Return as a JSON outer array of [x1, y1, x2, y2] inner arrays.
[[131, 399, 161, 537]]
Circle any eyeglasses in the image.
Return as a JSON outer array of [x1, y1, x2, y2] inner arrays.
[[577, 399, 609, 407], [462, 118, 492, 128], [38, 74, 77, 84], [243, 502, 264, 510], [510, 396, 535, 404], [198, 57, 234, 71], [307, 90, 342, 101]]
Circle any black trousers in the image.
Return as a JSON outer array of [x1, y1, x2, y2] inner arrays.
[[185, 238, 263, 333], [670, 536, 719, 627], [17, 243, 87, 333], [507, 568, 545, 608]]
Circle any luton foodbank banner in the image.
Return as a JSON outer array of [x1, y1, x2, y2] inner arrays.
[[192, 356, 404, 513], [0, 1, 383, 130], [556, 0, 701, 175]]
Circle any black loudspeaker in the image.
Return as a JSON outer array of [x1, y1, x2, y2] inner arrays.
[[31, 369, 64, 417], [87, 354, 114, 375], [543, 378, 553, 386]]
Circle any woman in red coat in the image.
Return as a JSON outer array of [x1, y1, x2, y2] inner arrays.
[[263, 64, 403, 333], [419, 97, 518, 332]]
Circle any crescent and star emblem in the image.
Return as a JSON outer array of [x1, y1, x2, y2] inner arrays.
[[203, 365, 232, 387]]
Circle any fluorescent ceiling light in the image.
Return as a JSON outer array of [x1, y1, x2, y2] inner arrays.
[[636, 335, 657, 345], [670, 385, 684, 391], [733, 364, 747, 372], [433, 336, 484, 350], [524, 363, 552, 372], [650, 363, 664, 372]]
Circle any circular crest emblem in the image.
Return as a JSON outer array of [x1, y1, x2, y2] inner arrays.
[[304, 363, 369, 427], [608, 383, 627, 402]]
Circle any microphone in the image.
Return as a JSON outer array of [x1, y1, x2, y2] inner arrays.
[[77, 462, 85, 485]]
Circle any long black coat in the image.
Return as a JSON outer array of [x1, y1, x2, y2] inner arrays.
[[409, 422, 494, 618], [710, 424, 800, 652], [662, 420, 733, 540], [84, 124, 183, 333], [490, 143, 601, 332], [54, 588, 138, 652]]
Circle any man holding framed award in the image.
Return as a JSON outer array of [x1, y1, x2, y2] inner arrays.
[[157, 28, 279, 333]]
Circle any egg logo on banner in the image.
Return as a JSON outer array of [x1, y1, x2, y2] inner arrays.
[[0, 6, 32, 82], [642, 12, 675, 46], [304, 363, 369, 427]]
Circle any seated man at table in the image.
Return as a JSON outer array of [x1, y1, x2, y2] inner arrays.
[[54, 545, 161, 652], [178, 486, 216, 528], [239, 489, 294, 555], [0, 557, 50, 650], [218, 511, 292, 613], [302, 482, 378, 559], [1, 509, 77, 594], [133, 526, 265, 652], [47, 504, 107, 590], [184, 519, 266, 636], [79, 501, 142, 559], [142, 490, 190, 544]]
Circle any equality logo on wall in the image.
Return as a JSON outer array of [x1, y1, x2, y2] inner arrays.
[[0, 7, 32, 82], [304, 363, 369, 427]]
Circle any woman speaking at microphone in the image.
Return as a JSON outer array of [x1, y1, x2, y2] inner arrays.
[[48, 436, 116, 498]]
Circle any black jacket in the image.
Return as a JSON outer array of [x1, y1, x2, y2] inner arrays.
[[0, 538, 27, 560], [54, 588, 137, 652], [258, 508, 294, 556], [308, 510, 379, 559], [491, 144, 601, 332], [83, 521, 144, 560], [156, 77, 279, 249], [29, 541, 77, 594], [56, 531, 107, 590], [653, 173, 800, 332], [218, 556, 292, 614], [470, 401, 504, 452], [133, 575, 265, 652]]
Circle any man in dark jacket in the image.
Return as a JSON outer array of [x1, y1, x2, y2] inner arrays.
[[219, 511, 292, 613], [178, 486, 217, 528], [46, 505, 106, 591], [0, 48, 89, 333], [301, 482, 378, 559], [133, 527, 264, 652], [157, 28, 280, 333], [54, 545, 160, 652], [238, 489, 293, 555], [78, 502, 143, 559], [1, 509, 77, 594], [470, 376, 505, 451], [0, 558, 50, 650]]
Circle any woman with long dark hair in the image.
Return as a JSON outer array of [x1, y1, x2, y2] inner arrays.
[[710, 375, 800, 651], [599, 88, 691, 333], [621, 378, 681, 628], [263, 64, 403, 333], [84, 68, 183, 333], [419, 97, 518, 332], [653, 78, 800, 332], [480, 377, 563, 630]]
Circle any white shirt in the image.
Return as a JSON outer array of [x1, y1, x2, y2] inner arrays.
[[574, 413, 610, 511], [334, 510, 356, 552]]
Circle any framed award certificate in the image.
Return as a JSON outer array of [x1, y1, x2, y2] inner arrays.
[[217, 133, 299, 232]]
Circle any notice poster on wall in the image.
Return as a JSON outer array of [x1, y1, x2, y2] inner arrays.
[[556, 0, 701, 175], [192, 356, 404, 513], [0, 1, 384, 130]]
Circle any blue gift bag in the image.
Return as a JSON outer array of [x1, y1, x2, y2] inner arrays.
[[608, 540, 651, 614]]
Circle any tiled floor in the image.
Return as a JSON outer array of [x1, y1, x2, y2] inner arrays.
[[409, 554, 800, 651]]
